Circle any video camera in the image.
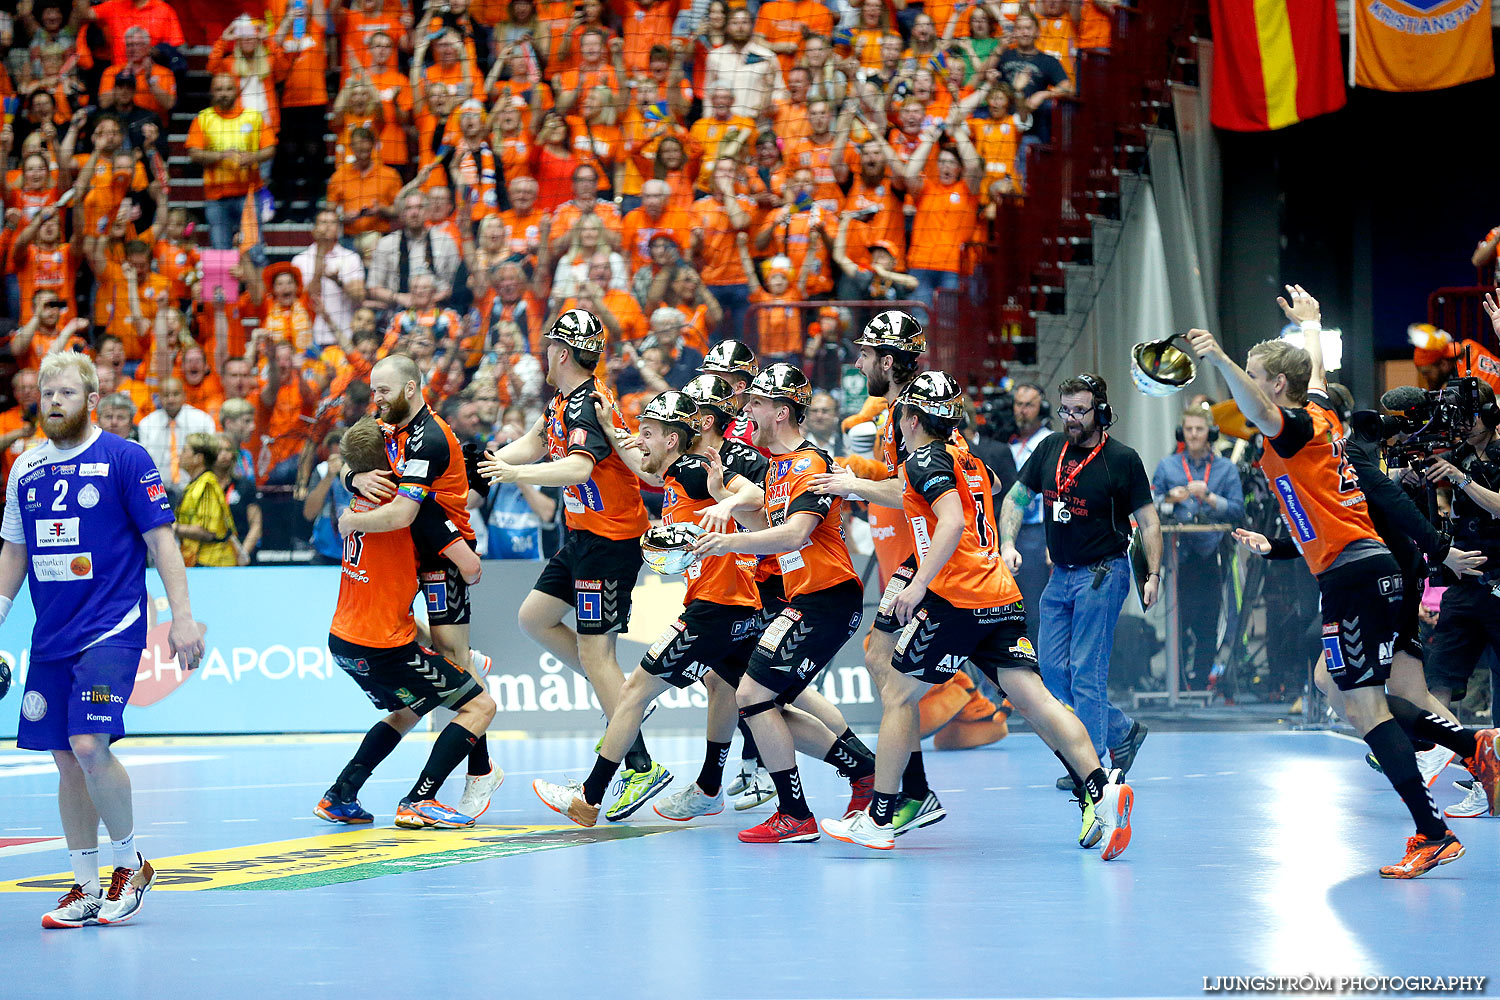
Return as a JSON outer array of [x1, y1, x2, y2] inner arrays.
[[1352, 376, 1487, 469]]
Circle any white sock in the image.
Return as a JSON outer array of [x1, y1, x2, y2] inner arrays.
[[70, 848, 100, 896], [109, 832, 136, 870]]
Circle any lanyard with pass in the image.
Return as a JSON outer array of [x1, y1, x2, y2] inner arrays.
[[1053, 434, 1107, 523]]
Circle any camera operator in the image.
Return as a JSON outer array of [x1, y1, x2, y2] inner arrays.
[[1419, 382, 1500, 726]]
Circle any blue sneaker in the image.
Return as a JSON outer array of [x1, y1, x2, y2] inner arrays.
[[315, 795, 374, 824], [395, 798, 474, 829]]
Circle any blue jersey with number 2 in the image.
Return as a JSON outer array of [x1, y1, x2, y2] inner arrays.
[[2, 428, 176, 659]]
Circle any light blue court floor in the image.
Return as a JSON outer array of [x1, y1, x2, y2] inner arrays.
[[1, 729, 1495, 1000]]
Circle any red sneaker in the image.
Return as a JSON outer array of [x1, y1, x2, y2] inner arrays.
[[845, 774, 874, 817], [739, 811, 820, 843]]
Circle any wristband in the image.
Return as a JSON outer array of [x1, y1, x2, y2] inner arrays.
[[1147, 572, 1160, 579], [1299, 319, 1321, 333], [0, 594, 12, 626]]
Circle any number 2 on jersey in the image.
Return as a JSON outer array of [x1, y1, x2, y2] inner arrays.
[[52, 480, 69, 512]]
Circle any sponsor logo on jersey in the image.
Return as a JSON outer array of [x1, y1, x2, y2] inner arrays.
[[146, 483, 167, 503], [78, 484, 100, 509], [403, 459, 429, 478], [71, 555, 93, 577], [141, 469, 162, 484], [776, 459, 794, 477], [423, 581, 449, 614], [575, 579, 602, 591], [35, 518, 80, 548], [767, 483, 791, 506], [570, 427, 590, 448], [79, 463, 109, 477], [26, 488, 35, 503], [1273, 475, 1317, 543], [792, 457, 812, 473], [574, 478, 606, 511], [20, 468, 46, 487], [52, 464, 76, 476], [577, 591, 602, 622]]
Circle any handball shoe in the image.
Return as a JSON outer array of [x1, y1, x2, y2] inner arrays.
[[822, 810, 895, 851], [891, 792, 947, 837], [1418, 745, 1456, 788], [533, 778, 599, 828], [1077, 796, 1102, 849], [97, 855, 155, 925], [605, 762, 672, 822], [726, 759, 758, 796], [1097, 776, 1133, 861], [315, 796, 374, 824], [395, 799, 474, 829], [1379, 830, 1464, 878], [739, 811, 820, 844], [42, 885, 102, 929], [457, 765, 506, 820], [1444, 782, 1489, 819], [733, 766, 776, 811], [469, 650, 493, 677], [844, 774, 875, 817], [1467, 729, 1500, 815], [653, 783, 724, 822], [1109, 721, 1148, 776]]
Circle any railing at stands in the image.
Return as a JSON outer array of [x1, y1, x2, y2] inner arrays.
[[1428, 285, 1500, 355], [944, 0, 1205, 389]]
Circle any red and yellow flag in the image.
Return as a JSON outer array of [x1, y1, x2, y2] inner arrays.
[[1210, 0, 1346, 131], [1352, 0, 1494, 92]]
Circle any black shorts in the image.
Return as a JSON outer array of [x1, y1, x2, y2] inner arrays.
[[756, 572, 787, 628], [419, 543, 475, 627], [641, 600, 761, 688], [892, 594, 1036, 686], [1424, 580, 1500, 701], [328, 634, 482, 716], [873, 554, 919, 634], [747, 578, 864, 701], [1317, 554, 1403, 693], [533, 529, 643, 635]]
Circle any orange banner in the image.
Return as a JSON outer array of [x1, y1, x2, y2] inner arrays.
[[1352, 0, 1495, 92]]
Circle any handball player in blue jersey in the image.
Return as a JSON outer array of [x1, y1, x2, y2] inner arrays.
[[0, 354, 207, 929]]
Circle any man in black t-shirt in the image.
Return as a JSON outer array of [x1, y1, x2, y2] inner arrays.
[[995, 12, 1072, 146], [1000, 374, 1160, 791]]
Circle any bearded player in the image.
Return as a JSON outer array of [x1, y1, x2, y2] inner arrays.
[[1, 353, 206, 928]]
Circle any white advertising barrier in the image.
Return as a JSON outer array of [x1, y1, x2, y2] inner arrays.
[[1, 566, 883, 736]]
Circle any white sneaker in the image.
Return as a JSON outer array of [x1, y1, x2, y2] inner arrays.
[[1418, 745, 1456, 788], [457, 765, 506, 819], [1444, 781, 1490, 819], [726, 759, 757, 797], [470, 650, 493, 678], [97, 855, 155, 925], [733, 766, 776, 811], [653, 783, 725, 822], [41, 885, 102, 929], [533, 778, 599, 827], [821, 810, 895, 851], [1097, 775, 1134, 861]]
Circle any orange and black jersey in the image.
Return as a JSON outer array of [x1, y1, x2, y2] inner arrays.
[[331, 495, 466, 648], [764, 440, 858, 599], [387, 404, 476, 543], [546, 379, 651, 541], [721, 438, 770, 485], [664, 453, 760, 608], [1259, 391, 1380, 575], [880, 397, 969, 477], [904, 440, 1021, 609]]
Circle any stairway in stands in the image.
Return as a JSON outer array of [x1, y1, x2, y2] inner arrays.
[[932, 0, 1208, 389], [166, 47, 319, 264]]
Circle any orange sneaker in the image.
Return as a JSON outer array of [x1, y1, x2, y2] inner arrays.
[[1378, 830, 1464, 879], [1467, 729, 1500, 816]]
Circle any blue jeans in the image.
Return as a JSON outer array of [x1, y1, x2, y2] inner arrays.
[[910, 268, 959, 308], [203, 196, 244, 250], [1038, 556, 1134, 757], [710, 282, 749, 345]]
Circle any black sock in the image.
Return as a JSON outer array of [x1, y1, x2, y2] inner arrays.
[[624, 732, 652, 773], [901, 751, 931, 800], [840, 728, 876, 762], [824, 735, 875, 780], [330, 721, 403, 801], [738, 719, 761, 763], [1364, 719, 1447, 840], [1385, 695, 1478, 759], [870, 790, 899, 826], [407, 723, 479, 803], [698, 740, 732, 797], [467, 735, 491, 777], [1083, 767, 1109, 805], [582, 755, 621, 806], [770, 767, 812, 820], [1053, 750, 1085, 789]]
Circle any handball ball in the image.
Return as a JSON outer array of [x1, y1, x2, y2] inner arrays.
[[641, 523, 705, 576], [0, 654, 11, 702]]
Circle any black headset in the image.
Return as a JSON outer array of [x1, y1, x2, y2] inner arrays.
[[1016, 381, 1051, 420], [1477, 386, 1500, 429], [1074, 373, 1113, 429], [1175, 419, 1220, 444]]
